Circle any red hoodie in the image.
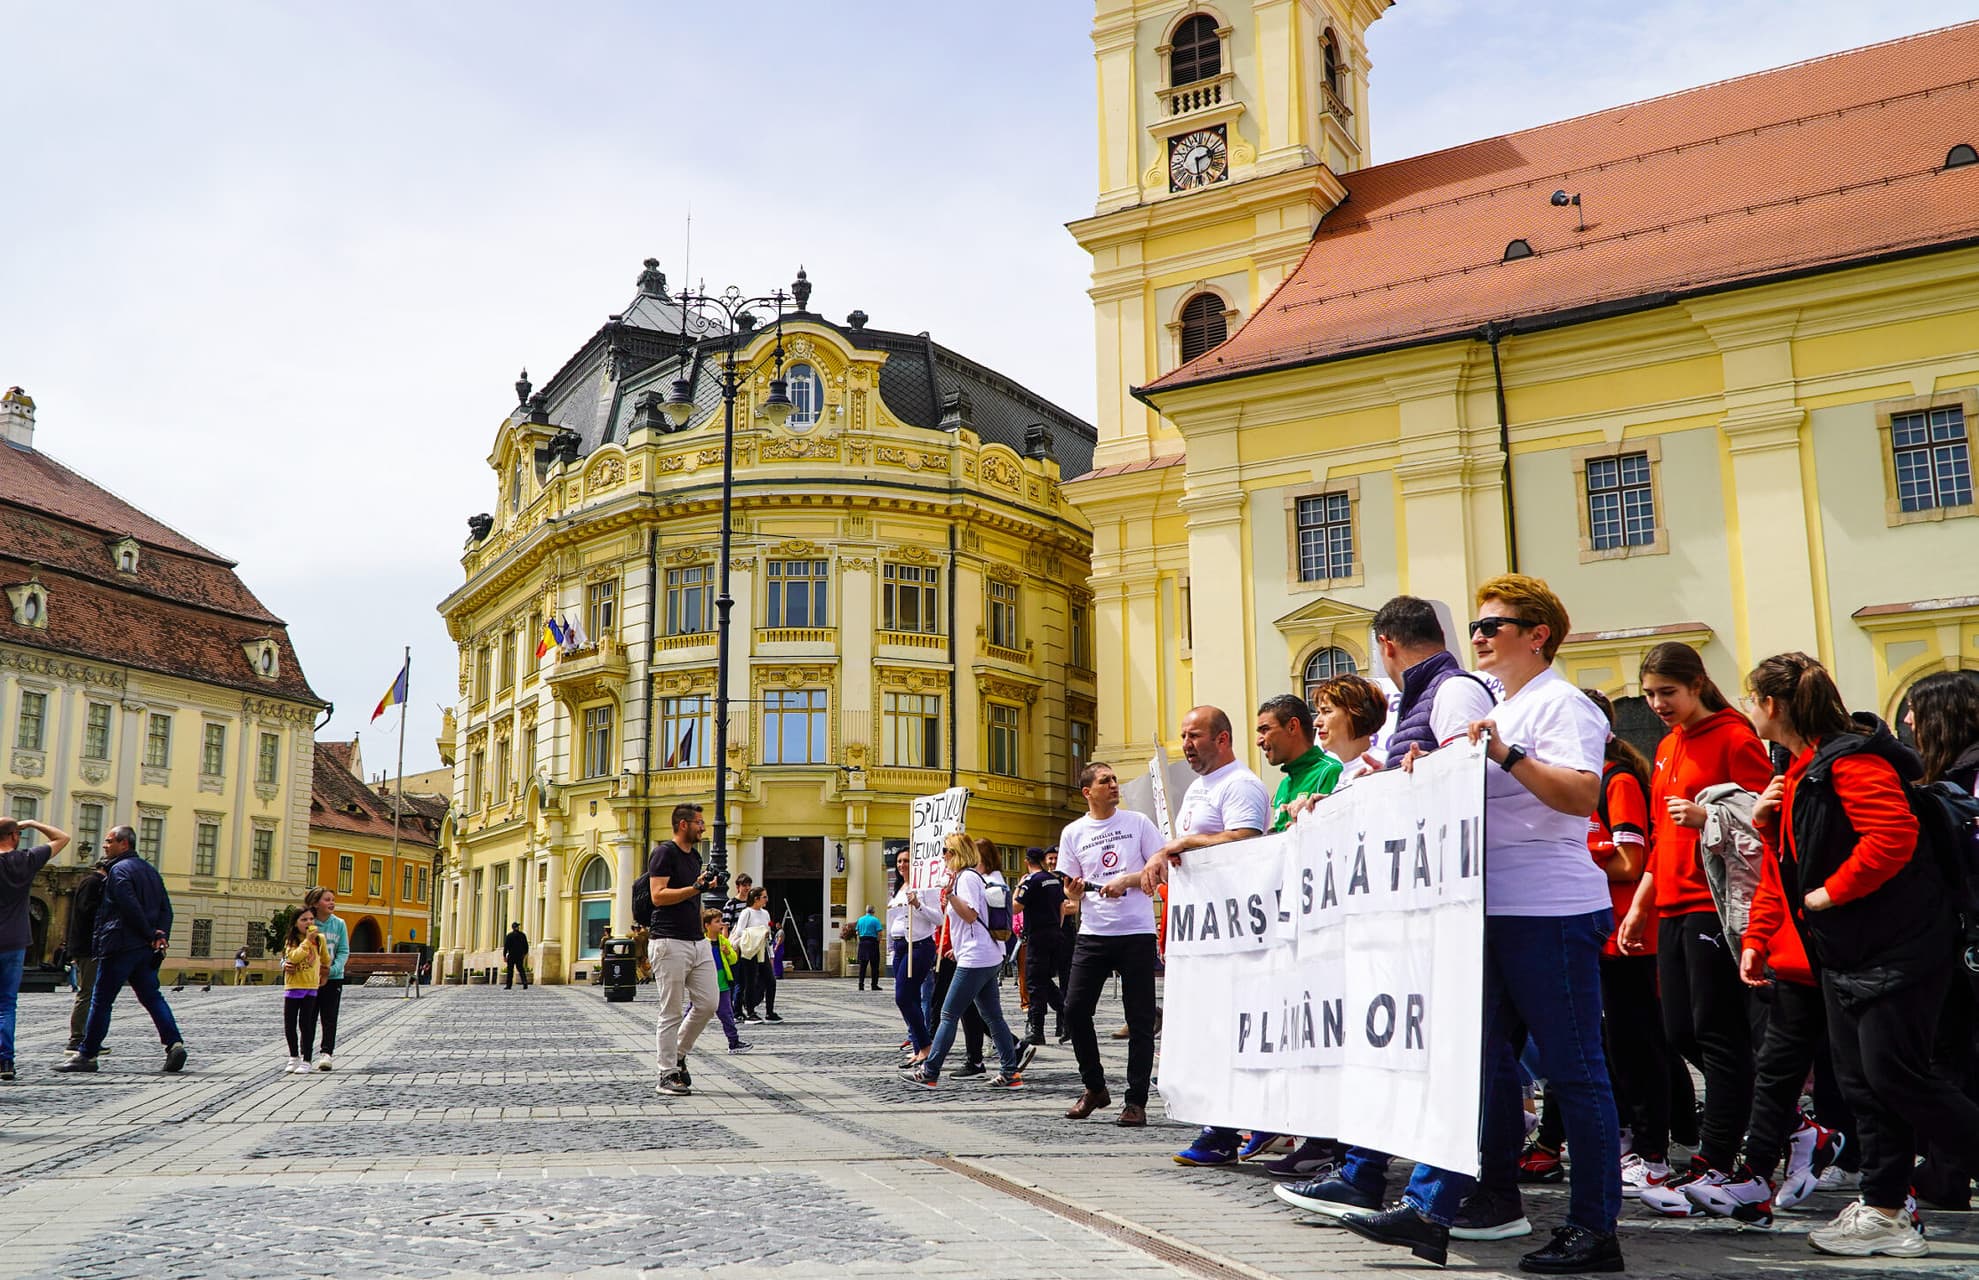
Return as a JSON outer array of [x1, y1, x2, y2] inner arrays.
[[1647, 707, 1774, 918], [1742, 844, 1814, 986]]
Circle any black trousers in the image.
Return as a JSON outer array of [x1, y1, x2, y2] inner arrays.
[[1659, 912, 1752, 1170], [1064, 932, 1159, 1107], [1024, 930, 1066, 1022], [317, 978, 343, 1054], [504, 958, 529, 988], [1918, 967, 1979, 1200], [1825, 965, 1979, 1210], [931, 956, 985, 1066], [284, 993, 319, 1059], [856, 937, 881, 989], [1559, 952, 1682, 1160], [1743, 978, 1825, 1178]]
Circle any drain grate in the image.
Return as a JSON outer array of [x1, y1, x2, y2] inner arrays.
[[420, 1209, 558, 1231], [926, 1157, 1271, 1280]]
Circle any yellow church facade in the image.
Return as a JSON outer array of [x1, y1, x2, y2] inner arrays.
[[1069, 7, 1979, 761], [438, 265, 1096, 983]]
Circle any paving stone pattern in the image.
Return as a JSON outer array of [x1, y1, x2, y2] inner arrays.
[[3, 977, 1978, 1279]]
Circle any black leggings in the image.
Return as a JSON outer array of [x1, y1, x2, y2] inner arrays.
[[1659, 912, 1752, 1170], [284, 993, 320, 1059], [1743, 979, 1825, 1178], [317, 978, 343, 1055]]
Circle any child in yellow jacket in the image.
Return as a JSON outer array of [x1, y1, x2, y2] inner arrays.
[[281, 911, 328, 1074], [700, 909, 750, 1054]]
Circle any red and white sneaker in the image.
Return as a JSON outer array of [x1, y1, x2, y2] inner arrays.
[[1690, 1166, 1776, 1225], [1639, 1158, 1722, 1217], [1517, 1144, 1565, 1183], [1621, 1153, 1674, 1199], [1777, 1116, 1845, 1211]]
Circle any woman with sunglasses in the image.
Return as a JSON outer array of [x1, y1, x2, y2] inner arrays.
[[1338, 575, 1625, 1274], [1617, 641, 1773, 1211]]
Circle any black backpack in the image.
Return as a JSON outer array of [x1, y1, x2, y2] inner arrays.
[[1910, 778, 1979, 969], [631, 873, 654, 929]]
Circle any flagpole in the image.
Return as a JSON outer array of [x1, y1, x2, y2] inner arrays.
[[387, 645, 407, 951]]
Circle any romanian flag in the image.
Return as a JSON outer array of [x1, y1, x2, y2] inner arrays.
[[535, 615, 565, 659], [662, 722, 694, 769], [370, 663, 409, 722]]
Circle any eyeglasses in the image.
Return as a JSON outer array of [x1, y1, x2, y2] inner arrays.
[[1467, 616, 1534, 639]]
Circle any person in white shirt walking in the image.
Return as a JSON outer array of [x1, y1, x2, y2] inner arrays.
[[903, 835, 1035, 1090], [1058, 762, 1167, 1126], [1141, 706, 1272, 1166]]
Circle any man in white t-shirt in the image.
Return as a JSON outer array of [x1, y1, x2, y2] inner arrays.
[[1057, 762, 1166, 1127], [1146, 706, 1273, 1167]]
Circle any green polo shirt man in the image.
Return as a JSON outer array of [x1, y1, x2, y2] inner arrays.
[[1257, 695, 1341, 833]]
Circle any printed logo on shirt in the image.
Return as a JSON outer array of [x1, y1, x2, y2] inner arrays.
[[1101, 849, 1120, 870]]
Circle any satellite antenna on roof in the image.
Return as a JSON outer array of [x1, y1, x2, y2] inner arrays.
[[1551, 190, 1585, 233]]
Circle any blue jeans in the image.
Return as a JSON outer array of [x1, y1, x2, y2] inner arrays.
[[80, 946, 183, 1058], [1404, 910, 1622, 1233], [893, 937, 936, 1050], [923, 962, 1019, 1080], [0, 948, 23, 1061]]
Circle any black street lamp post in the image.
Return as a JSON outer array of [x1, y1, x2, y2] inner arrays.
[[659, 280, 797, 900]]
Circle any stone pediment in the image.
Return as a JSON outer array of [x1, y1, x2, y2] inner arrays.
[[1272, 596, 1373, 635]]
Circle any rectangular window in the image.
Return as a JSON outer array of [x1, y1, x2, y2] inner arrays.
[[498, 628, 517, 690], [257, 732, 280, 785], [522, 725, 537, 778], [1586, 452, 1657, 550], [194, 822, 219, 877], [765, 559, 829, 628], [761, 689, 828, 764], [657, 696, 711, 768], [369, 858, 384, 896], [582, 705, 614, 779], [495, 737, 512, 797], [11, 795, 37, 823], [251, 829, 274, 880], [881, 563, 940, 634], [474, 646, 491, 702], [587, 579, 618, 642], [881, 692, 942, 768], [1070, 718, 1093, 781], [469, 748, 486, 810], [988, 703, 1021, 778], [1295, 491, 1356, 581], [199, 723, 226, 776], [77, 802, 103, 862], [988, 580, 1020, 650], [83, 702, 112, 761], [402, 864, 414, 901], [665, 567, 711, 636], [471, 869, 484, 949], [15, 689, 46, 751], [306, 849, 319, 886], [244, 921, 265, 960], [138, 816, 164, 865], [417, 866, 429, 901], [189, 919, 212, 959], [338, 853, 354, 894], [1070, 602, 1092, 669], [1893, 406, 1973, 513], [144, 713, 172, 768], [526, 612, 544, 677]]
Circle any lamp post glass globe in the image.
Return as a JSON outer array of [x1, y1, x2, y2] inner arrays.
[[661, 378, 696, 427], [762, 378, 794, 427]]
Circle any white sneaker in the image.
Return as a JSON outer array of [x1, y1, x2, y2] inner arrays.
[[1776, 1116, 1843, 1210], [1815, 1166, 1861, 1192], [316, 1054, 333, 1072], [1689, 1170, 1775, 1224], [1808, 1200, 1928, 1257], [284, 1056, 304, 1074], [287, 1058, 312, 1075], [1621, 1153, 1673, 1199], [1639, 1162, 1719, 1217]]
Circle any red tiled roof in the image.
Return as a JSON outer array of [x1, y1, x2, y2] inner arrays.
[[0, 445, 223, 560], [317, 740, 356, 771], [1065, 451, 1187, 484], [310, 747, 440, 844], [1146, 22, 1979, 393]]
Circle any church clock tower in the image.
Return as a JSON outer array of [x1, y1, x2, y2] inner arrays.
[[1064, 0, 1390, 760]]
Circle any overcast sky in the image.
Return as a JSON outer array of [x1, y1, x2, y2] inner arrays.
[[4, 2, 1969, 778]]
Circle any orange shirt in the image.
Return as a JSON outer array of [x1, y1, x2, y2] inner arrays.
[[1647, 708, 1774, 917], [1588, 766, 1650, 957]]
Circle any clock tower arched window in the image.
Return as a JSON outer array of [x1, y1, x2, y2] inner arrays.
[[1322, 29, 1344, 100], [1169, 14, 1221, 87], [1179, 292, 1229, 364]]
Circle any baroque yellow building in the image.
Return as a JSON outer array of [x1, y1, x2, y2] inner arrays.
[[0, 387, 325, 981], [438, 264, 1095, 983], [1071, 9, 1979, 762]]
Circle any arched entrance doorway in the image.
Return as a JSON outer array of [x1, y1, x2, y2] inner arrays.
[[350, 917, 384, 952], [577, 856, 613, 961]]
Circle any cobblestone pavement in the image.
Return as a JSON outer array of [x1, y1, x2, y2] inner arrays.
[[3, 977, 1977, 1279]]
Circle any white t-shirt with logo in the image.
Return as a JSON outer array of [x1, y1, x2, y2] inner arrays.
[[1058, 809, 1165, 936], [1175, 758, 1272, 841], [947, 869, 1005, 969], [1483, 667, 1613, 918]]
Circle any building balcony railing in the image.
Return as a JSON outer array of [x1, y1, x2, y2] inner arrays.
[[755, 626, 837, 646], [983, 639, 1032, 665], [876, 629, 946, 651], [656, 630, 715, 653], [547, 633, 628, 691], [1161, 71, 1234, 119]]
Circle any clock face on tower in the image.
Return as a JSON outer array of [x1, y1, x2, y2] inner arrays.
[[1168, 125, 1229, 192]]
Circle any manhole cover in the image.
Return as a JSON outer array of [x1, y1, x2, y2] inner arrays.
[[420, 1210, 557, 1230]]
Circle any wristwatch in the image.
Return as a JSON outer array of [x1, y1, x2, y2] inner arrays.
[[1500, 744, 1527, 773]]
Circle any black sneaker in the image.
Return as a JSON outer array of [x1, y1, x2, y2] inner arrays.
[[53, 1054, 98, 1073], [955, 1061, 987, 1078], [1014, 1043, 1038, 1073], [0, 1058, 14, 1081], [655, 1070, 692, 1096], [1338, 1204, 1450, 1267], [765, 1013, 784, 1023], [676, 1056, 691, 1088], [1519, 1224, 1624, 1274], [1451, 1186, 1533, 1240], [163, 1042, 187, 1074]]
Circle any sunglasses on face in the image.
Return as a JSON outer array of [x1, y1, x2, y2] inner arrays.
[[1468, 616, 1533, 639]]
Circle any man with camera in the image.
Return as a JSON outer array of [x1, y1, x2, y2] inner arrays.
[[646, 803, 718, 1096]]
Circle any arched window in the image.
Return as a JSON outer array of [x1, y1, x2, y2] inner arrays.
[[786, 363, 823, 430], [1170, 14, 1221, 86], [1321, 29, 1344, 99], [577, 856, 613, 960], [1301, 646, 1358, 704], [578, 856, 612, 895], [1179, 292, 1229, 364], [1611, 695, 1668, 762]]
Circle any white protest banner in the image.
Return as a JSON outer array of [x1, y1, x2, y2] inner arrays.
[[1160, 742, 1487, 1175], [908, 786, 970, 901]]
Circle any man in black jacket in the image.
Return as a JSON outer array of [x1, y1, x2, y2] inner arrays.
[[503, 923, 531, 989], [64, 859, 110, 1053], [1015, 847, 1066, 1046], [56, 825, 186, 1074]]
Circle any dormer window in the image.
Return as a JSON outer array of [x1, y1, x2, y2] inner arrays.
[[6, 580, 47, 630], [243, 637, 280, 680], [1170, 14, 1221, 86], [109, 536, 140, 575]]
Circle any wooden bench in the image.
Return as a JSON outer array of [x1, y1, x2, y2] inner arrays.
[[343, 952, 423, 997]]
